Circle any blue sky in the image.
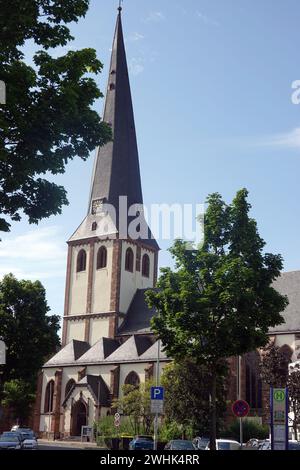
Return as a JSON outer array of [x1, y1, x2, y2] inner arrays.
[[1, 0, 300, 324]]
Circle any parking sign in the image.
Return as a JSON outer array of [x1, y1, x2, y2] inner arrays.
[[151, 386, 164, 401]]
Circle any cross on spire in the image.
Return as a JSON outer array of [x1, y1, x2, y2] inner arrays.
[[118, 0, 123, 12]]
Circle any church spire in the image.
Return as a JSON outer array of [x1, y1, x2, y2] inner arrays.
[[89, 8, 143, 218]]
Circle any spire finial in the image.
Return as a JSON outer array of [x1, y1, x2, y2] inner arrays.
[[118, 0, 123, 12]]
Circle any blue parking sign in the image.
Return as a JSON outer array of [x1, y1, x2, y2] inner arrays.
[[151, 386, 164, 401]]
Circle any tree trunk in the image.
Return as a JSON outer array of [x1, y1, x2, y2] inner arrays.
[[209, 371, 217, 451]]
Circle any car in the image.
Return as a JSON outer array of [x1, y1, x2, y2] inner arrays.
[[193, 437, 210, 450], [245, 438, 260, 449], [22, 438, 38, 450], [288, 440, 300, 450], [164, 440, 196, 451], [205, 439, 241, 450], [2, 431, 23, 442], [0, 434, 22, 450], [257, 439, 271, 450], [129, 436, 154, 450]]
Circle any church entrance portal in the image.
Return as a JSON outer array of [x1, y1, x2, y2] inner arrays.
[[71, 401, 87, 436]]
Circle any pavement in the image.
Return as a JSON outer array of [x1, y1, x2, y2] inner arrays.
[[37, 439, 103, 450]]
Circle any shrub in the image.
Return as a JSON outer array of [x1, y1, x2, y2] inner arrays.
[[220, 419, 269, 442]]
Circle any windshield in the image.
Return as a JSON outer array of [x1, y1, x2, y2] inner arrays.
[[0, 436, 18, 442], [172, 441, 195, 449], [217, 442, 231, 450]]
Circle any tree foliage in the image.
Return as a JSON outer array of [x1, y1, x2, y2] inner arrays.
[[1, 379, 35, 425], [161, 360, 227, 437], [0, 274, 60, 386], [287, 365, 300, 440], [0, 0, 111, 232], [259, 345, 290, 388], [113, 382, 153, 436], [146, 189, 288, 448]]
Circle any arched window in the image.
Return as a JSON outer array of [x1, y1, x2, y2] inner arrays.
[[125, 248, 134, 273], [97, 246, 107, 269], [142, 254, 150, 278], [77, 249, 87, 272], [65, 379, 75, 398], [92, 222, 97, 231], [124, 371, 140, 389], [44, 380, 54, 413]]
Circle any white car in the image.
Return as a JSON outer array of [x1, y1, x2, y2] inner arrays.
[[22, 438, 38, 450], [206, 439, 241, 450]]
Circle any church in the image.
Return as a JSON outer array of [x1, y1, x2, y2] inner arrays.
[[33, 8, 300, 438], [33, 7, 167, 438]]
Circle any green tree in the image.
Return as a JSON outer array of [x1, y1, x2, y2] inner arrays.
[[146, 189, 287, 449], [287, 366, 300, 440], [113, 382, 153, 436], [161, 359, 227, 438], [0, 274, 60, 386], [259, 345, 290, 388], [1, 379, 35, 425], [0, 0, 111, 233]]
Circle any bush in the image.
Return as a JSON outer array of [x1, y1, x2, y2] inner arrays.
[[159, 421, 194, 442], [220, 419, 269, 442]]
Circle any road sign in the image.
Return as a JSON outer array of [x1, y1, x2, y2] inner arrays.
[[270, 388, 288, 450], [0, 340, 6, 365], [151, 386, 164, 401], [151, 386, 164, 414], [232, 400, 250, 418], [114, 412, 120, 427]]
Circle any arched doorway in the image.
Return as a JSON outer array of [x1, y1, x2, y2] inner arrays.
[[71, 400, 87, 436]]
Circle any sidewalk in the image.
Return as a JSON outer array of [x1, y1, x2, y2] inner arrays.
[[38, 438, 103, 449]]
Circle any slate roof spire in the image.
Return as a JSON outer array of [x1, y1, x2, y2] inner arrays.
[[88, 7, 143, 218]]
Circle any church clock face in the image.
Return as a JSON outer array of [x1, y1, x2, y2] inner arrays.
[[92, 199, 104, 215]]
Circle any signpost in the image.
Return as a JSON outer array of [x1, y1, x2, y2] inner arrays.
[[0, 339, 6, 365], [114, 412, 121, 428], [270, 388, 288, 450], [151, 385, 164, 450]]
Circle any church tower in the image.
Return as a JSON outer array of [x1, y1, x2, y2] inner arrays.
[[61, 8, 159, 348]]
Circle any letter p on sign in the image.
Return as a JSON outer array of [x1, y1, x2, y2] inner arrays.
[[151, 386, 164, 401]]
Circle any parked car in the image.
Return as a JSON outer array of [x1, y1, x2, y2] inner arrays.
[[164, 440, 196, 450], [129, 436, 154, 450], [193, 437, 210, 450], [288, 440, 300, 450], [245, 438, 260, 449], [2, 431, 23, 443], [22, 438, 38, 450], [258, 440, 271, 450], [0, 434, 22, 450], [258, 440, 300, 450], [205, 439, 241, 450]]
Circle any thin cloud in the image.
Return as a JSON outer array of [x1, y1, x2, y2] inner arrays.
[[128, 32, 145, 42], [144, 11, 165, 23], [129, 57, 145, 76], [0, 226, 66, 281], [263, 127, 300, 149], [196, 11, 219, 27]]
